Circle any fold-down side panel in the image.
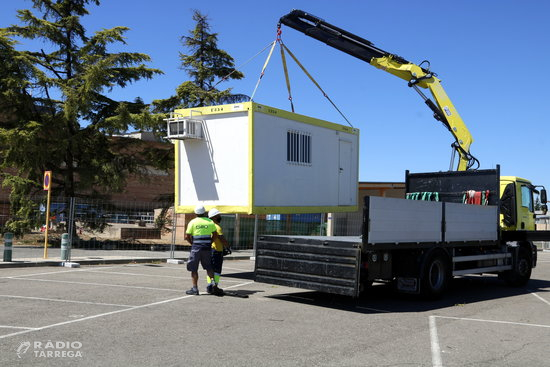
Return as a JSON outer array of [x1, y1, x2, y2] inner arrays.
[[445, 202, 498, 242], [255, 236, 361, 297], [365, 196, 443, 244]]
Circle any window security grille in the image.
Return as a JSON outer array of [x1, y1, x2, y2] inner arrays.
[[286, 130, 311, 165]]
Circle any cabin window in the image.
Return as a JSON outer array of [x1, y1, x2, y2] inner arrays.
[[286, 130, 311, 165], [521, 185, 534, 211]]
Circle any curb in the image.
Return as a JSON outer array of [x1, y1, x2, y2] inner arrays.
[[0, 255, 253, 268]]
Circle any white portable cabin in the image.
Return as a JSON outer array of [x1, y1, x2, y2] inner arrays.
[[168, 102, 359, 214]]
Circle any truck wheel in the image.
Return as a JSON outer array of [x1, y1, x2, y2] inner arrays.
[[500, 247, 532, 287], [421, 252, 450, 298]]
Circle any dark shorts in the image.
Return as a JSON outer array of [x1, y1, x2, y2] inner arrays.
[[187, 246, 213, 272], [211, 250, 224, 274]]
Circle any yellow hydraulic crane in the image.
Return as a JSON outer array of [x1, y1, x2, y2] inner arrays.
[[279, 9, 479, 171]]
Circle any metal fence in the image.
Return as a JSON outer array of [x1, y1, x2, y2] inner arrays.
[[0, 194, 364, 262], [536, 217, 550, 250]]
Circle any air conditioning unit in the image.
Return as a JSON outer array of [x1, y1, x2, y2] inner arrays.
[[165, 115, 204, 140]]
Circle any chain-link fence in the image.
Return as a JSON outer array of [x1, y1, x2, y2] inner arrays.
[[0, 194, 175, 262], [0, 194, 364, 262]]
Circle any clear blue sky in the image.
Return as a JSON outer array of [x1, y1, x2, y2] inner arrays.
[[2, 0, 550, 186]]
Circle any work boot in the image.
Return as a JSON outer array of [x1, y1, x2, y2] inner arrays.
[[185, 287, 199, 295], [206, 284, 213, 294], [212, 285, 224, 297]]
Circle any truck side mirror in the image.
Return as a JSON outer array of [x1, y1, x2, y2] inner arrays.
[[541, 189, 547, 204], [542, 204, 548, 215]]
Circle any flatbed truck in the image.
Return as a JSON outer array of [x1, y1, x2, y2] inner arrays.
[[255, 167, 550, 297]]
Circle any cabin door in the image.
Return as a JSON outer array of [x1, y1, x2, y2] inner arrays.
[[338, 140, 353, 205]]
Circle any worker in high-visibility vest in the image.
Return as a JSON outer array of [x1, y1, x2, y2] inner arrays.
[[185, 205, 222, 296], [206, 208, 231, 295]]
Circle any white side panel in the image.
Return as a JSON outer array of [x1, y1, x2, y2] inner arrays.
[[253, 112, 359, 207], [367, 197, 442, 244], [178, 112, 248, 207], [445, 203, 498, 242]]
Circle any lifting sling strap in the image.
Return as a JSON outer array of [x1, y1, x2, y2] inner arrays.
[[279, 38, 295, 112], [250, 40, 277, 101], [251, 26, 354, 127]]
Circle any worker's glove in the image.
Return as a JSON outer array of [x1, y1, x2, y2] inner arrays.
[[223, 247, 232, 256]]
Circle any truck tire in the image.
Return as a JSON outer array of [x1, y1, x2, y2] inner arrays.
[[500, 247, 532, 287], [421, 252, 451, 298]]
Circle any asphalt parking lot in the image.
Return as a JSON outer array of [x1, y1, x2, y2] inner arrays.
[[1, 253, 549, 367]]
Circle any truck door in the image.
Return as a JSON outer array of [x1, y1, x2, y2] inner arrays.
[[500, 178, 536, 231], [518, 182, 536, 230]]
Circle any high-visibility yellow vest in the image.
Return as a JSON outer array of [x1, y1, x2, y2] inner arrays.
[[186, 217, 216, 247]]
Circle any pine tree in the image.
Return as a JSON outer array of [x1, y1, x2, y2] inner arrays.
[[153, 10, 246, 113], [0, 0, 164, 201]]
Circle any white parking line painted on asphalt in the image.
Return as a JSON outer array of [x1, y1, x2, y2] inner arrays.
[[429, 316, 443, 367], [531, 292, 550, 307], [428, 312, 550, 366], [125, 264, 179, 269], [85, 270, 184, 279], [5, 277, 182, 292], [84, 269, 246, 284], [0, 270, 73, 279], [0, 325, 38, 330], [119, 261, 254, 271], [0, 294, 136, 308], [0, 265, 124, 279], [0, 280, 254, 340], [434, 315, 550, 328]]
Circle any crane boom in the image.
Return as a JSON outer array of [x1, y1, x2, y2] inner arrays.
[[279, 9, 479, 170]]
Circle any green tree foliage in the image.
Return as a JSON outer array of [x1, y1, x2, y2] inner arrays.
[[0, 0, 165, 199], [0, 0, 167, 234], [153, 10, 246, 113]]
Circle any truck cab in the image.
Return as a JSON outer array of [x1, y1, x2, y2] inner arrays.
[[500, 176, 545, 231]]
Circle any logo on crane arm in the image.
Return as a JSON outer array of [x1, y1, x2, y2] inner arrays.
[[443, 106, 452, 116]]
